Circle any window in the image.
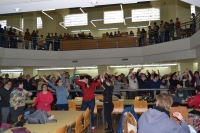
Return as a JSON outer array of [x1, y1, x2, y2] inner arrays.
[[104, 10, 124, 24], [64, 13, 88, 27], [191, 5, 196, 15], [21, 18, 24, 30], [37, 17, 43, 29], [0, 20, 7, 27], [131, 8, 160, 22]]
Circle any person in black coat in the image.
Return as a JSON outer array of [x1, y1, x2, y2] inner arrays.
[[100, 73, 114, 133]]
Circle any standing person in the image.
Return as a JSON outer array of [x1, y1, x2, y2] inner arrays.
[[74, 76, 101, 130], [191, 13, 196, 35], [10, 81, 32, 123], [13, 29, 17, 48], [153, 22, 159, 44], [141, 28, 146, 46], [41, 72, 69, 110], [8, 28, 14, 48], [160, 20, 165, 42], [17, 31, 23, 49], [0, 80, 13, 123], [100, 74, 114, 133], [128, 68, 138, 99], [31, 30, 37, 50], [169, 19, 175, 40], [148, 26, 154, 45], [136, 69, 150, 95], [138, 94, 190, 133], [137, 28, 142, 47], [45, 33, 51, 50], [53, 33, 59, 51], [0, 24, 4, 47], [3, 26, 8, 47], [175, 18, 181, 39], [32, 84, 53, 112], [24, 29, 30, 49]]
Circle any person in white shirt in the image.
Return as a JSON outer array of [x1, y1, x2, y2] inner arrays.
[[128, 68, 138, 99]]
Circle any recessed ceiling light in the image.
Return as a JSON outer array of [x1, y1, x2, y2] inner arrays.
[[91, 0, 97, 4], [14, 8, 21, 12]]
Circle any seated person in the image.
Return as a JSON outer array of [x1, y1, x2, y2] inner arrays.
[[168, 86, 182, 106], [5, 120, 31, 133], [176, 81, 188, 100], [138, 93, 190, 133], [187, 85, 200, 109]]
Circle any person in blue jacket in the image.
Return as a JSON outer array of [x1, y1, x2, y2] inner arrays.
[[41, 72, 69, 110]]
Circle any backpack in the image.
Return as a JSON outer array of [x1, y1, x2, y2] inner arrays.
[[24, 110, 57, 124], [139, 95, 156, 103], [56, 86, 69, 99]]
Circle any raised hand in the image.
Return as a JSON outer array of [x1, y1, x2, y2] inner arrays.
[[185, 68, 190, 71], [103, 71, 107, 75], [172, 112, 183, 120], [56, 72, 61, 77]]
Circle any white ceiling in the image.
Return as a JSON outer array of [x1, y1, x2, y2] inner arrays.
[[181, 0, 200, 8], [0, 0, 152, 14]]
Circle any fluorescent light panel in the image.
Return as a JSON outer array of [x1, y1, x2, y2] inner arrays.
[[79, 8, 85, 14], [59, 22, 67, 29], [42, 9, 54, 20], [110, 63, 177, 68], [36, 66, 97, 70], [0, 69, 23, 72]]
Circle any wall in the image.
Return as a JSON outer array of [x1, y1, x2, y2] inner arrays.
[[0, 0, 193, 37]]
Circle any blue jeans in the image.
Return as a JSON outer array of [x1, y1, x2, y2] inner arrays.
[[32, 40, 37, 50], [81, 98, 95, 126], [46, 42, 50, 50], [170, 29, 174, 40], [154, 33, 159, 44], [149, 37, 153, 45], [176, 29, 180, 38], [141, 36, 146, 46], [56, 104, 68, 110], [160, 32, 165, 42], [191, 23, 196, 35]]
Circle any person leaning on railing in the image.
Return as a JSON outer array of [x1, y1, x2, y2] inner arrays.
[[17, 31, 23, 49], [148, 26, 154, 45], [0, 24, 4, 47], [169, 19, 175, 41], [31, 30, 38, 50], [45, 33, 51, 50], [24, 29, 30, 49]]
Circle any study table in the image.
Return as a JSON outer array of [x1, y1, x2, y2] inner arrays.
[[25, 111, 84, 133]]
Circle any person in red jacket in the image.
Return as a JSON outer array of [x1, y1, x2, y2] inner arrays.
[[187, 86, 200, 109], [74, 75, 101, 130], [32, 84, 53, 112]]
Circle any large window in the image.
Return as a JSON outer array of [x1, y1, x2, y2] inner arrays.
[[191, 5, 196, 15], [64, 13, 88, 27], [131, 8, 160, 22], [104, 10, 124, 24], [21, 18, 24, 30], [37, 17, 43, 29], [0, 20, 7, 27]]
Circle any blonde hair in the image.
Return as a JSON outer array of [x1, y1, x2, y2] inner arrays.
[[156, 93, 173, 111]]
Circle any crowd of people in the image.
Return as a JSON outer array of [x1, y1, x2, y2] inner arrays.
[[0, 13, 198, 51], [0, 65, 200, 132]]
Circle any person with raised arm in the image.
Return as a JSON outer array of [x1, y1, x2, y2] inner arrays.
[[74, 75, 101, 130], [128, 68, 138, 99], [100, 72, 114, 133], [40, 72, 69, 110]]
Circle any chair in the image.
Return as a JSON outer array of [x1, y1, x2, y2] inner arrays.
[[83, 108, 91, 133], [75, 114, 84, 133], [170, 106, 188, 124], [95, 95, 103, 100], [94, 104, 99, 127], [68, 101, 76, 111], [135, 96, 141, 101], [133, 101, 148, 114], [18, 115, 22, 121], [112, 101, 124, 123], [74, 97, 83, 100], [54, 125, 68, 133]]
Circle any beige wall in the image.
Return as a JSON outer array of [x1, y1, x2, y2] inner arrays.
[[0, 0, 194, 37]]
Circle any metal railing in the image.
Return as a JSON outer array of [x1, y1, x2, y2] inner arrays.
[[0, 13, 199, 51]]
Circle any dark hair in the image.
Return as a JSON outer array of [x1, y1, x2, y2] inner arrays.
[[153, 74, 159, 79], [4, 79, 12, 85], [15, 81, 23, 88], [55, 78, 61, 85], [15, 120, 25, 127], [194, 71, 199, 75], [84, 76, 92, 88], [169, 86, 176, 94], [195, 86, 200, 92], [41, 84, 48, 91], [177, 81, 183, 87]]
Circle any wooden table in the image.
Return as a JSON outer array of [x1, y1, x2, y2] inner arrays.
[[25, 111, 84, 133]]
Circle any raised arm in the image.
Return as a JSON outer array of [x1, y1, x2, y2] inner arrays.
[[74, 79, 86, 87], [69, 67, 76, 83], [56, 72, 66, 87], [41, 75, 56, 89]]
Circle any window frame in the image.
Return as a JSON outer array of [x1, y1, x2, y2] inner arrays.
[[131, 8, 160, 22], [37, 17, 43, 29], [64, 13, 88, 27], [104, 10, 124, 24], [0, 20, 7, 28]]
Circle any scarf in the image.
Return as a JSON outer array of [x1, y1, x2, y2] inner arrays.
[[195, 76, 200, 86], [154, 106, 170, 117], [15, 87, 23, 91]]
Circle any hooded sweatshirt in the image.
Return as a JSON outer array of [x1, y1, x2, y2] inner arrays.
[[138, 108, 190, 133]]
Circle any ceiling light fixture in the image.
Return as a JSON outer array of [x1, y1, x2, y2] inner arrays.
[[91, 0, 98, 4], [0, 69, 23, 72], [14, 8, 21, 12], [98, 28, 108, 30], [120, 4, 123, 10], [42, 9, 54, 20], [79, 8, 85, 14], [59, 22, 67, 30]]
